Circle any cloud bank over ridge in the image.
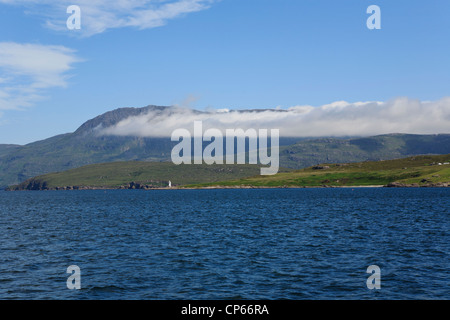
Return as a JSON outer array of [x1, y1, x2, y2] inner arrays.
[[98, 97, 450, 138]]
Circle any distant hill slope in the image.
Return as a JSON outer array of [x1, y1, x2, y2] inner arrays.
[[7, 162, 268, 190], [1, 105, 449, 188], [0, 144, 22, 158], [279, 133, 450, 169], [189, 154, 450, 188]]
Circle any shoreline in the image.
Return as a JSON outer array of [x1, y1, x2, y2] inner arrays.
[[5, 183, 450, 191]]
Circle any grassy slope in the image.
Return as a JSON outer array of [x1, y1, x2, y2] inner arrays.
[[187, 154, 450, 188], [8, 155, 450, 190], [9, 162, 271, 189]]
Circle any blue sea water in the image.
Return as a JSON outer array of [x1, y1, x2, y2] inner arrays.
[[0, 188, 448, 300]]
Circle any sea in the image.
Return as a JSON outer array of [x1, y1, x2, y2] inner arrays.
[[0, 188, 448, 300]]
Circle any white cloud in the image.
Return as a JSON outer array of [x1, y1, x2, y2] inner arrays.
[[98, 97, 450, 137], [0, 0, 217, 37], [0, 42, 81, 110]]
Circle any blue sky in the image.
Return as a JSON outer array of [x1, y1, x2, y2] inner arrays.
[[0, 0, 449, 144]]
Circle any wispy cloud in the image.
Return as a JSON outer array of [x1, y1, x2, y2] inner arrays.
[[0, 0, 217, 37], [0, 42, 81, 110], [99, 97, 450, 137]]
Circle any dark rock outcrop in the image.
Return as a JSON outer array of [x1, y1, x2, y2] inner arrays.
[[386, 181, 449, 188]]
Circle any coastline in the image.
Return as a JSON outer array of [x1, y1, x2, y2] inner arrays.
[[6, 183, 450, 191]]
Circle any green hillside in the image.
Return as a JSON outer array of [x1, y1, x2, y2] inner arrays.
[[8, 155, 450, 190], [7, 162, 271, 190], [279, 133, 450, 169], [187, 154, 450, 188]]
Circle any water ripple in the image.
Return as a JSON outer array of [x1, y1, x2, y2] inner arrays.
[[0, 188, 448, 299]]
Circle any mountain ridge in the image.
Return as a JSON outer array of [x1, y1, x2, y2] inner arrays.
[[74, 105, 171, 135]]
